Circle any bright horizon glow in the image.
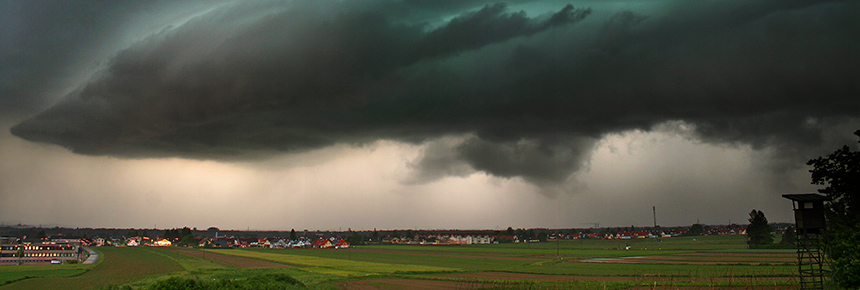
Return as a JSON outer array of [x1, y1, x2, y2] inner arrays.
[[0, 117, 811, 231]]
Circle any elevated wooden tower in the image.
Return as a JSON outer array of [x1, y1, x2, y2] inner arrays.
[[782, 193, 831, 290]]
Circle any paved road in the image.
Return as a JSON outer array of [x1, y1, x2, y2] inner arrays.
[[82, 247, 100, 264]]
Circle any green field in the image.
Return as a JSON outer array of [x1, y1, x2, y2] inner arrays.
[[0, 264, 93, 286], [0, 235, 802, 289]]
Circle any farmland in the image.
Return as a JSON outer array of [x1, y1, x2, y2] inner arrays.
[[0, 235, 801, 289], [0, 246, 182, 289]]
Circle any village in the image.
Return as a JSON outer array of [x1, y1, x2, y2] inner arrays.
[[1, 224, 766, 265], [74, 226, 753, 249]]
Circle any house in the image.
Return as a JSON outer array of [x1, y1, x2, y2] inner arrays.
[[93, 237, 107, 247], [209, 239, 233, 248], [197, 238, 232, 248], [470, 235, 492, 244], [334, 239, 350, 249], [258, 238, 272, 248], [312, 239, 333, 249], [291, 240, 311, 248], [271, 239, 288, 249]]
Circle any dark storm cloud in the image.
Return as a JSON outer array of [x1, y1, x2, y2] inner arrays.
[[414, 3, 590, 59], [0, 0, 223, 114], [0, 0, 123, 113], [456, 136, 596, 186], [10, 0, 860, 185]]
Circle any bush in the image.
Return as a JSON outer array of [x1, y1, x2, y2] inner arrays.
[[149, 277, 205, 290], [145, 273, 303, 290]]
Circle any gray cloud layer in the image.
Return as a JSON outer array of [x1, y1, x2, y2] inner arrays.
[[9, 0, 860, 186]]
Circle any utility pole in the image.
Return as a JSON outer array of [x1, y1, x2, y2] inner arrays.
[[556, 236, 560, 259], [653, 206, 659, 241], [652, 206, 657, 228]]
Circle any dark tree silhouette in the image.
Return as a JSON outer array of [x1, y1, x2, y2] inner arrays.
[[779, 226, 796, 246], [684, 224, 704, 236], [746, 209, 773, 246], [807, 130, 860, 288], [16, 246, 24, 265], [178, 234, 196, 247]]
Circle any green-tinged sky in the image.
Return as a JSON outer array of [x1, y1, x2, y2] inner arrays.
[[1, 0, 857, 230]]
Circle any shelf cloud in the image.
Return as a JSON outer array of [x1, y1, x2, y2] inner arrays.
[[9, 0, 860, 186]]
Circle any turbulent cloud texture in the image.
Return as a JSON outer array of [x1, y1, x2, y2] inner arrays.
[[9, 0, 860, 186]]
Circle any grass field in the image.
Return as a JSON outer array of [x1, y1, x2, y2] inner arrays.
[[0, 264, 93, 286], [0, 235, 802, 289]]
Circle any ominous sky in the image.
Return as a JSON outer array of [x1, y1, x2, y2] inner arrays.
[[2, 0, 858, 230]]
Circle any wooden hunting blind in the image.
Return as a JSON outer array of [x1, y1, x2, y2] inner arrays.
[[783, 193, 829, 234], [782, 193, 831, 290]]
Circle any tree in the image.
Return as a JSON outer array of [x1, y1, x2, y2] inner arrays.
[[178, 234, 196, 247], [746, 209, 773, 246], [684, 224, 704, 236], [16, 245, 24, 265], [807, 130, 860, 288], [180, 227, 192, 237], [780, 226, 796, 246], [515, 229, 526, 241], [290, 229, 297, 241], [347, 233, 365, 245], [526, 229, 536, 240], [164, 229, 180, 241]]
